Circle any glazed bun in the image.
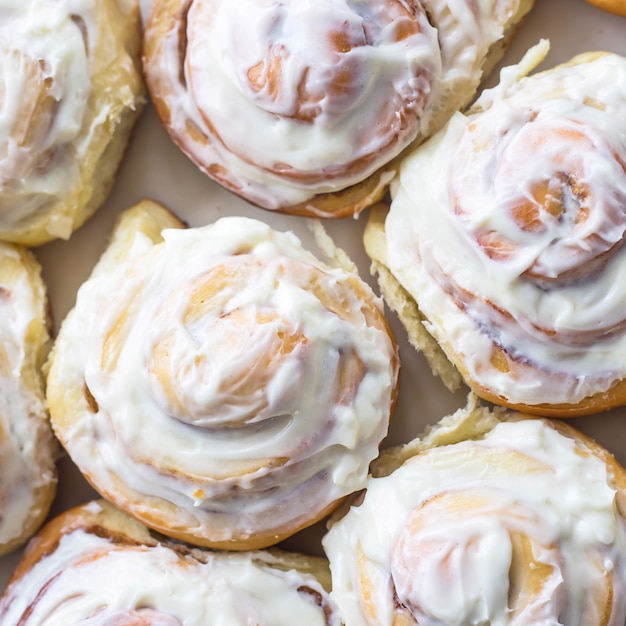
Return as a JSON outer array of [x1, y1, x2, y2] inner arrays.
[[365, 44, 626, 417], [0, 242, 57, 556], [0, 0, 145, 246], [143, 0, 534, 218], [324, 395, 626, 625], [0, 499, 341, 625], [47, 199, 399, 550]]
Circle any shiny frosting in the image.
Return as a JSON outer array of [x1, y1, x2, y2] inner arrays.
[[386, 48, 626, 406], [0, 0, 140, 240], [323, 417, 626, 625], [1, 508, 339, 624], [147, 0, 524, 211], [53, 215, 398, 546], [0, 244, 55, 549]]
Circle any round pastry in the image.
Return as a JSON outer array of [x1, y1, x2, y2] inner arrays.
[[0, 499, 341, 625], [584, 0, 626, 17], [143, 0, 534, 218], [323, 396, 626, 625], [365, 44, 626, 417], [46, 199, 399, 550], [0, 242, 57, 556], [0, 0, 145, 246]]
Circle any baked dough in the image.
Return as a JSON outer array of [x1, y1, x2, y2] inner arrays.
[[0, 0, 145, 246], [0, 499, 341, 625], [323, 395, 626, 625], [0, 242, 57, 556], [46, 199, 399, 550], [365, 44, 626, 417], [143, 0, 534, 218]]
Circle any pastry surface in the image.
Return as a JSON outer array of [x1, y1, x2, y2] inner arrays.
[[0, 0, 145, 245], [0, 243, 57, 556], [143, 0, 534, 217], [365, 45, 626, 416], [0, 499, 341, 625], [323, 398, 626, 625], [46, 199, 399, 549]]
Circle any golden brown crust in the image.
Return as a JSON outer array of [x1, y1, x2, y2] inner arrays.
[[0, 0, 145, 246], [47, 199, 399, 551], [144, 0, 534, 218]]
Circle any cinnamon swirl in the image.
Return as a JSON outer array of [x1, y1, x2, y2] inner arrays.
[[143, 0, 534, 218], [323, 397, 626, 625], [0, 0, 145, 246], [365, 44, 626, 416], [0, 499, 341, 625], [0, 242, 57, 556], [46, 199, 399, 550]]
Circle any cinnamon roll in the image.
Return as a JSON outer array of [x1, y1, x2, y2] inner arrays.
[[0, 0, 144, 246], [0, 242, 57, 556], [323, 396, 626, 626], [0, 499, 341, 625], [143, 0, 534, 218], [46, 199, 399, 550], [365, 44, 626, 416]]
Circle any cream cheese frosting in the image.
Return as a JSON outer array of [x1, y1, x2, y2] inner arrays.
[[144, 0, 531, 213], [47, 208, 398, 548], [385, 48, 626, 408], [323, 414, 626, 625], [0, 502, 340, 625], [0, 0, 143, 244], [0, 243, 56, 554]]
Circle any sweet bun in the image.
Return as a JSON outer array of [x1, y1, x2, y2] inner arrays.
[[0, 242, 57, 556], [323, 395, 626, 625], [0, 499, 341, 624], [143, 0, 534, 218], [0, 0, 145, 246], [365, 43, 626, 417], [46, 199, 399, 550]]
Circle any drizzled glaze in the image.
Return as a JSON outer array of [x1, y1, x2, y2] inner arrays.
[[386, 48, 626, 410], [144, 0, 530, 215], [0, 0, 143, 244], [0, 243, 56, 554], [323, 415, 626, 626], [0, 503, 341, 625], [48, 211, 398, 549]]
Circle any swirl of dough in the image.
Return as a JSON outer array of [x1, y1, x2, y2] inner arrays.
[[143, 0, 534, 217], [323, 403, 626, 626], [0, 500, 341, 625], [46, 200, 399, 550], [0, 0, 144, 246], [0, 242, 57, 556], [381, 49, 626, 415]]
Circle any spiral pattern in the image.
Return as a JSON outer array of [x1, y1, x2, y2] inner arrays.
[[383, 49, 626, 415], [0, 0, 144, 245], [323, 407, 626, 626], [46, 200, 399, 550], [0, 500, 341, 625], [0, 242, 56, 556], [143, 0, 532, 217]]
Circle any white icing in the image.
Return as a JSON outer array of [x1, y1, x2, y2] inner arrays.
[[146, 0, 525, 211], [0, 0, 141, 239], [0, 243, 55, 547], [386, 51, 626, 406], [323, 417, 626, 626], [0, 527, 340, 625], [53, 216, 397, 544]]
